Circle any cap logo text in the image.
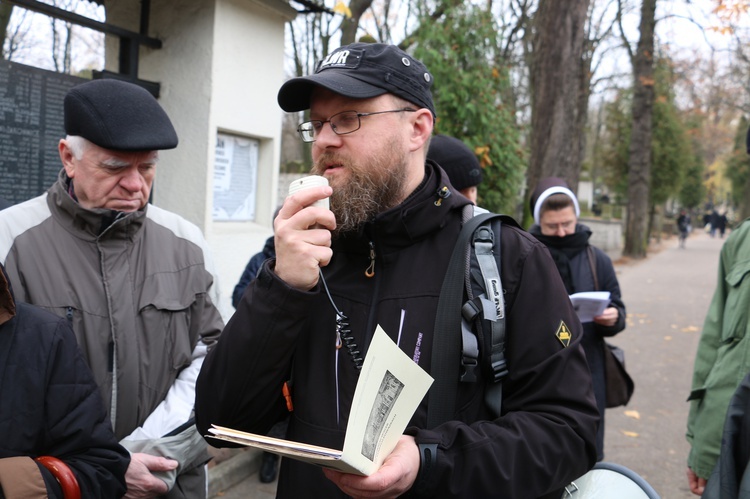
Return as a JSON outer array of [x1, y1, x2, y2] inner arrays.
[[320, 50, 351, 68]]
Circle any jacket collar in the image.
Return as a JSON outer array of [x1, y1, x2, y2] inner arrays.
[[47, 169, 147, 241]]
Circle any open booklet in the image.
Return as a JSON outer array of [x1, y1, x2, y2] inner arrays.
[[207, 325, 434, 476], [569, 291, 611, 323]]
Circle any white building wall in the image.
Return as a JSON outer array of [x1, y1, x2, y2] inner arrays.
[[103, 0, 295, 318]]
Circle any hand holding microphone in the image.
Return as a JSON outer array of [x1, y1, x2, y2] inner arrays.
[[274, 175, 334, 290]]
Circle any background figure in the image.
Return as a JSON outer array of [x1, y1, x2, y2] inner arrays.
[[196, 42, 599, 499], [686, 218, 750, 496], [231, 206, 285, 484], [426, 134, 483, 204], [528, 177, 627, 461], [0, 79, 224, 498], [718, 211, 728, 239], [0, 262, 129, 498], [232, 206, 281, 309], [710, 210, 720, 237], [678, 209, 691, 249], [701, 370, 750, 498]]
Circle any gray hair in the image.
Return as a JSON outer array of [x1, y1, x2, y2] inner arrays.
[[65, 135, 92, 160]]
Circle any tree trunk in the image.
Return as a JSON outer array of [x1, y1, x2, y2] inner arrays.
[[339, 0, 374, 46], [526, 0, 591, 219], [623, 0, 657, 258], [0, 3, 12, 59]]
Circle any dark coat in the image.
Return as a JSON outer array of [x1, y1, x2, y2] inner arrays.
[[231, 236, 276, 309], [0, 264, 129, 497], [703, 371, 750, 499], [529, 223, 627, 460], [196, 162, 599, 498]]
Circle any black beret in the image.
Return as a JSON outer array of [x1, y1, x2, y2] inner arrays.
[[64, 79, 178, 151], [278, 42, 436, 118], [427, 134, 482, 191]]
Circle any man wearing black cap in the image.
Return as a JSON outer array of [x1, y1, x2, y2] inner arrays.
[[0, 79, 224, 498], [196, 43, 598, 498]]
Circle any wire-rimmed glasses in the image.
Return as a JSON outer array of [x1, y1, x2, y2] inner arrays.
[[296, 109, 416, 143]]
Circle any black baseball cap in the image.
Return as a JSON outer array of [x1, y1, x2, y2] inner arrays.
[[64, 79, 178, 151], [277, 42, 436, 117]]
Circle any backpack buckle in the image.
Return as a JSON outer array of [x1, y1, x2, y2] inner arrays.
[[460, 356, 478, 383]]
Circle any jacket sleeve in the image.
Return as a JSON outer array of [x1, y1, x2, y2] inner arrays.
[[231, 252, 266, 309], [405, 233, 599, 498], [196, 259, 316, 438], [593, 246, 626, 337], [41, 319, 130, 498]]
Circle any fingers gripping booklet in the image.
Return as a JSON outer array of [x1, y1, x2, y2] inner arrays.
[[207, 326, 434, 476]]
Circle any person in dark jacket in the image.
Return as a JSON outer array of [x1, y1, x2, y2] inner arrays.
[[528, 177, 627, 461], [0, 262, 129, 498], [232, 207, 281, 309], [196, 43, 599, 498], [426, 134, 483, 205], [702, 370, 750, 499]]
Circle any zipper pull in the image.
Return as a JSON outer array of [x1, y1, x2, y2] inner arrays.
[[365, 241, 375, 278], [434, 186, 451, 206]]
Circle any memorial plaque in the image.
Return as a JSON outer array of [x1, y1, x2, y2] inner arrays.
[[0, 59, 85, 206]]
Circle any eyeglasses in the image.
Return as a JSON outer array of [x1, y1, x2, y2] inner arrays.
[[297, 108, 416, 143]]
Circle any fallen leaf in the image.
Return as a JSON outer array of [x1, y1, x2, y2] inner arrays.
[[622, 430, 639, 438], [664, 336, 673, 341], [624, 410, 640, 419], [682, 326, 699, 332]]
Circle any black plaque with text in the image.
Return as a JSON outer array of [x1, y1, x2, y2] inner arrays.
[[0, 59, 85, 206]]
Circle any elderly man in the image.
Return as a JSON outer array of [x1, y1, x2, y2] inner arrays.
[[196, 43, 598, 498], [0, 79, 224, 499]]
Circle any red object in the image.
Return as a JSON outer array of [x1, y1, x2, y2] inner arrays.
[[35, 456, 81, 499]]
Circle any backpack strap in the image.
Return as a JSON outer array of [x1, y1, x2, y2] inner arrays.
[[427, 206, 510, 428]]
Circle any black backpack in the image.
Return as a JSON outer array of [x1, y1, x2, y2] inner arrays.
[[427, 205, 519, 429]]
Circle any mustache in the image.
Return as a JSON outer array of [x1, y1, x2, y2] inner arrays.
[[312, 153, 346, 173]]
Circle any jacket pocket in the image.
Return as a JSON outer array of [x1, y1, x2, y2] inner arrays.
[[138, 269, 204, 373], [722, 260, 750, 342]]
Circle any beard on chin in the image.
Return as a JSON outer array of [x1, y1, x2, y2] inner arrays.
[[312, 149, 408, 236]]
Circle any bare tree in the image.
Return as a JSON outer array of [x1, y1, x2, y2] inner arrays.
[[526, 0, 591, 214], [621, 0, 657, 258], [0, 3, 12, 58]]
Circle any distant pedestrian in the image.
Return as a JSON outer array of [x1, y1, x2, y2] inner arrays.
[[717, 212, 728, 239], [710, 210, 720, 238], [677, 209, 691, 249]]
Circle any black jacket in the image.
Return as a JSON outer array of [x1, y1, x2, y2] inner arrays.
[[0, 264, 129, 497], [703, 370, 750, 499], [529, 223, 626, 460], [196, 162, 599, 498]]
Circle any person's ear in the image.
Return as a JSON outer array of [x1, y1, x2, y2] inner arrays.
[[58, 139, 77, 178], [407, 108, 434, 152]]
